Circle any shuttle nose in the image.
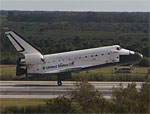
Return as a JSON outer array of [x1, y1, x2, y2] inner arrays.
[[134, 52, 143, 62], [119, 51, 143, 65]]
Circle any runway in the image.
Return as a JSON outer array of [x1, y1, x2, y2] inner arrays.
[[0, 81, 143, 99]]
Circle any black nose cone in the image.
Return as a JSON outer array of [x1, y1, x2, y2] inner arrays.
[[119, 52, 143, 65], [134, 52, 143, 62]]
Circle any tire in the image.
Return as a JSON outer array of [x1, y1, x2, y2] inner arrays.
[[58, 81, 62, 86]]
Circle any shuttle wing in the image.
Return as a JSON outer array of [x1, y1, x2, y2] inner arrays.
[[59, 67, 82, 73], [45, 67, 82, 74]]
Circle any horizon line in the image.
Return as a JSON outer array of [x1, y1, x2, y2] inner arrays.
[[1, 9, 150, 13]]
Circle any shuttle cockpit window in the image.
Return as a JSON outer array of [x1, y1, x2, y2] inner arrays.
[[116, 46, 121, 50]]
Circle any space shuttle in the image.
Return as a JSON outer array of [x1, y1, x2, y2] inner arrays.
[[5, 31, 143, 86]]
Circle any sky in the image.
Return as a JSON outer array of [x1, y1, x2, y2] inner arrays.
[[0, 0, 149, 12]]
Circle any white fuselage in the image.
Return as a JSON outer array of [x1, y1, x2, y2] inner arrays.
[[5, 31, 143, 85], [27, 45, 125, 74]]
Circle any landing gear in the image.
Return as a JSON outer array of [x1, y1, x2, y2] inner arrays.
[[57, 74, 62, 86], [57, 80, 62, 86], [57, 72, 72, 86]]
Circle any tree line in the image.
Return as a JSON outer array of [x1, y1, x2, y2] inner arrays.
[[0, 11, 149, 66], [5, 11, 149, 23]]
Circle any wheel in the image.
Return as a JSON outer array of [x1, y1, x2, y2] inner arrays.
[[57, 80, 62, 86]]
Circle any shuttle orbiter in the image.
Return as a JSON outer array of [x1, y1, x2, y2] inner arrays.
[[5, 31, 143, 86]]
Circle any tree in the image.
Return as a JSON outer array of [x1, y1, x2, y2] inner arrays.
[[71, 81, 108, 113], [112, 83, 140, 113], [112, 83, 150, 113], [138, 83, 150, 112], [46, 96, 82, 113], [139, 57, 149, 67]]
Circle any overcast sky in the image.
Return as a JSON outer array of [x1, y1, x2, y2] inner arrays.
[[0, 0, 149, 12]]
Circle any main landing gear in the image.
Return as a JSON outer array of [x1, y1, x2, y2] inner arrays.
[[57, 72, 72, 86], [57, 80, 62, 86]]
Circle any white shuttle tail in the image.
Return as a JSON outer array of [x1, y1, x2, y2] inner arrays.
[[5, 31, 41, 54]]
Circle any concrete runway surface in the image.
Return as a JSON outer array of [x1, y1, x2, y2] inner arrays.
[[0, 81, 143, 99]]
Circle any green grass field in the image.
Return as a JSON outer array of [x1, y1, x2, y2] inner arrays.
[[0, 98, 47, 108], [0, 65, 16, 80], [0, 98, 48, 112], [0, 65, 149, 81]]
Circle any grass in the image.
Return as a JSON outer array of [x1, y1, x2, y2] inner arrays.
[[0, 65, 149, 81], [0, 98, 48, 109], [0, 65, 16, 80]]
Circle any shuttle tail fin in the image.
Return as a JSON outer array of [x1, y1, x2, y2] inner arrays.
[[5, 31, 41, 54]]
